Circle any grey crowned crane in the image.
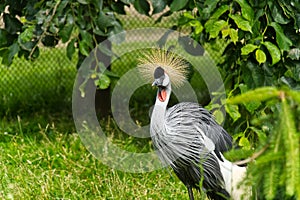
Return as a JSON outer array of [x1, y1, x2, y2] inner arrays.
[[138, 49, 248, 200]]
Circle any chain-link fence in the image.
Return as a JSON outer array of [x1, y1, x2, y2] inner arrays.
[[0, 48, 77, 114], [0, 8, 221, 116], [0, 8, 173, 114]]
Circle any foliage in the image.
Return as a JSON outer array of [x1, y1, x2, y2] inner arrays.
[[0, 0, 123, 63], [0, 0, 126, 89], [137, 0, 300, 199], [1, 0, 300, 199], [227, 87, 300, 199], [0, 0, 175, 90], [159, 0, 300, 90]]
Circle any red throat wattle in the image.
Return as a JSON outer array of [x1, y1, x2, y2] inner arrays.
[[158, 88, 167, 102]]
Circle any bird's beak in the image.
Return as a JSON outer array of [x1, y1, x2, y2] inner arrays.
[[152, 80, 157, 87], [152, 78, 162, 87]]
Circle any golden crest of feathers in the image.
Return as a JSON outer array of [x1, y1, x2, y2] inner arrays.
[[138, 48, 189, 88]]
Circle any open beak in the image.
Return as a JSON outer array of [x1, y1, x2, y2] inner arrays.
[[152, 79, 167, 102]]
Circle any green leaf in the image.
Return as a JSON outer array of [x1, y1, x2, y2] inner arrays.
[[96, 74, 111, 89], [77, 0, 89, 4], [90, 0, 103, 11], [262, 41, 281, 65], [189, 20, 203, 34], [239, 84, 261, 113], [227, 87, 280, 104], [221, 27, 230, 38], [152, 0, 166, 14], [0, 49, 9, 66], [134, 0, 151, 15], [78, 30, 93, 56], [269, 22, 292, 51], [268, 1, 290, 24], [234, 0, 254, 22], [211, 5, 229, 19], [19, 26, 35, 43], [255, 49, 266, 64], [249, 127, 267, 143], [241, 44, 258, 55], [3, 14, 22, 34], [8, 43, 19, 65], [207, 20, 228, 38], [225, 104, 241, 122], [59, 25, 74, 43], [79, 40, 90, 56], [97, 43, 114, 57], [243, 60, 273, 88], [169, 0, 189, 12], [183, 12, 194, 19], [239, 136, 251, 150], [229, 14, 252, 32], [212, 109, 225, 125], [80, 30, 93, 46], [96, 12, 115, 30], [0, 29, 9, 47], [203, 0, 220, 15], [229, 28, 238, 44], [67, 38, 76, 60], [205, 5, 229, 33]]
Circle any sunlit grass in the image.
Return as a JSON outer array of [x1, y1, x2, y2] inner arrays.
[[0, 115, 191, 199], [0, 12, 218, 199]]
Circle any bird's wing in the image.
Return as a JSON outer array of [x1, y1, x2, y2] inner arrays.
[[166, 102, 232, 155]]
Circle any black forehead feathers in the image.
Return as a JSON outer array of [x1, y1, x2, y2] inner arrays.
[[154, 67, 164, 78]]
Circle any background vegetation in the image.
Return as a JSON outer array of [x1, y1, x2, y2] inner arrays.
[[1, 0, 299, 199], [166, 1, 300, 199]]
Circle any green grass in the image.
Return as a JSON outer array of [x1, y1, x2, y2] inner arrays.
[[0, 115, 195, 200], [0, 12, 220, 199]]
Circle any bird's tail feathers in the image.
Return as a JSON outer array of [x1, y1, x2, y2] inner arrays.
[[218, 154, 250, 200]]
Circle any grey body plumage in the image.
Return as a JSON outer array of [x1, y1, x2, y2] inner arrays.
[[139, 49, 248, 200], [151, 101, 232, 199]]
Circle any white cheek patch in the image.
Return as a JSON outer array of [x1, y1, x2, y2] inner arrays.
[[162, 74, 170, 86]]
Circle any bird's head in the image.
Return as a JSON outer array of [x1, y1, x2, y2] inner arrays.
[[152, 67, 170, 87], [138, 48, 188, 89], [152, 67, 170, 102]]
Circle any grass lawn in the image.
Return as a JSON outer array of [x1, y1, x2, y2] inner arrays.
[[0, 48, 205, 199], [0, 114, 195, 200], [0, 11, 218, 198]]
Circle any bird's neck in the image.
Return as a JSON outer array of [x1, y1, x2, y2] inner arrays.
[[151, 85, 171, 128]]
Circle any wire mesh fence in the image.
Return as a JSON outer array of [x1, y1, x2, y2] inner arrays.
[[0, 7, 222, 116], [0, 48, 77, 114], [0, 8, 170, 114]]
